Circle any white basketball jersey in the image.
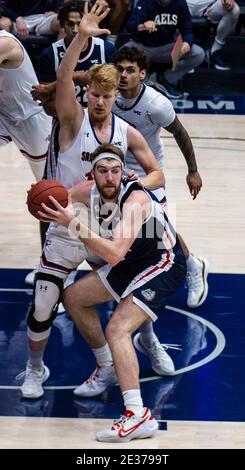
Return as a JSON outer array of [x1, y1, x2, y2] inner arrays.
[[56, 109, 129, 189], [113, 83, 175, 176], [0, 30, 42, 121], [49, 109, 128, 241]]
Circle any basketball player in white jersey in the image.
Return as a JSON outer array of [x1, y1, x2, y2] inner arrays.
[[24, 0, 115, 286], [19, 2, 166, 401], [111, 46, 209, 372], [0, 29, 51, 181], [113, 46, 208, 301]]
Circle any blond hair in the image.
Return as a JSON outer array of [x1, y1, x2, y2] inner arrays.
[[88, 64, 119, 91]]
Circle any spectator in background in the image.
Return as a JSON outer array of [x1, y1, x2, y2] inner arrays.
[[0, 0, 63, 40], [186, 0, 240, 70], [94, 0, 131, 46], [124, 0, 205, 99]]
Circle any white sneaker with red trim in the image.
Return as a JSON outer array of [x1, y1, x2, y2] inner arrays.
[[96, 408, 158, 442], [73, 365, 117, 397]]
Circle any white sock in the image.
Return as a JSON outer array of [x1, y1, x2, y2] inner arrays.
[[92, 343, 113, 367], [123, 389, 144, 417], [139, 322, 156, 346], [186, 253, 200, 272], [29, 349, 44, 369]]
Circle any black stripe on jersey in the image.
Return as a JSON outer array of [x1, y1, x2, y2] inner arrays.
[[89, 113, 115, 145], [120, 179, 158, 210]]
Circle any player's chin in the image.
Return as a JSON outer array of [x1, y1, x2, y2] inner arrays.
[[101, 187, 117, 198], [93, 110, 106, 121]]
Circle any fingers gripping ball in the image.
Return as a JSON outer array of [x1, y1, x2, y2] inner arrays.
[[27, 179, 68, 220]]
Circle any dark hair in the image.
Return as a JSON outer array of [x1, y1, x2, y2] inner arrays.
[[58, 0, 89, 27], [114, 46, 151, 72], [91, 144, 125, 167]]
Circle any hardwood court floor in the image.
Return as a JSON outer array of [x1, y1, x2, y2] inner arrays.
[[0, 114, 244, 449], [0, 114, 244, 273]]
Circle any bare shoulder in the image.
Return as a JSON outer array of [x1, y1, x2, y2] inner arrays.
[[125, 187, 150, 205], [0, 36, 23, 66]]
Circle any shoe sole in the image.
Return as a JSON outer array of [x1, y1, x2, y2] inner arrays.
[[187, 257, 209, 308], [214, 64, 231, 71], [73, 387, 106, 398], [133, 333, 175, 376], [21, 366, 50, 399]]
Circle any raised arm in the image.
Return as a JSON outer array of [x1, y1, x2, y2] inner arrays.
[[165, 116, 202, 199], [127, 126, 165, 190], [56, 2, 110, 149]]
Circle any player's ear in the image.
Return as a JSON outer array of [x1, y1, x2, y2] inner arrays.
[[140, 69, 147, 81]]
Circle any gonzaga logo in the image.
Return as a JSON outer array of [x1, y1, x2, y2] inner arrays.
[[141, 289, 156, 301]]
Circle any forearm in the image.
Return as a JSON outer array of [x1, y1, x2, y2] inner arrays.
[[166, 118, 197, 173], [140, 170, 165, 190], [43, 99, 57, 117], [71, 217, 123, 265], [73, 70, 89, 87]]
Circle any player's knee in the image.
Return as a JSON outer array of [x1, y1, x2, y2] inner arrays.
[[232, 3, 240, 21], [106, 316, 125, 342], [27, 274, 63, 334], [63, 283, 78, 312]]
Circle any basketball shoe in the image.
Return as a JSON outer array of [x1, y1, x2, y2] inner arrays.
[[73, 365, 117, 397], [187, 257, 209, 308], [133, 333, 175, 376], [25, 266, 38, 285], [19, 361, 50, 399], [96, 408, 158, 442]]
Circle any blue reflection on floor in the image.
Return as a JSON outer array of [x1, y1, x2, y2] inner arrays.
[[0, 269, 244, 422]]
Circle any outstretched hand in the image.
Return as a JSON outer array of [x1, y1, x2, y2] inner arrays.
[[78, 1, 111, 37]]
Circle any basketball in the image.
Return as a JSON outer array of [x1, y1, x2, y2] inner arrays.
[[27, 179, 68, 221]]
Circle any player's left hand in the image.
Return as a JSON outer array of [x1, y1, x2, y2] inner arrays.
[[186, 171, 202, 199]]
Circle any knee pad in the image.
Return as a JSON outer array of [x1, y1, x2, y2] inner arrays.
[[27, 273, 63, 334]]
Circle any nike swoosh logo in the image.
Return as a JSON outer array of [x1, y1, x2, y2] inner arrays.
[[118, 415, 149, 438]]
